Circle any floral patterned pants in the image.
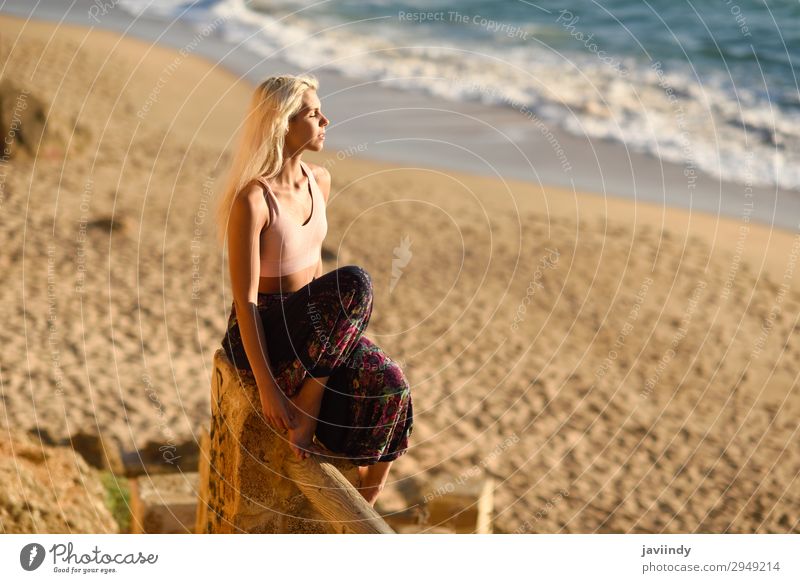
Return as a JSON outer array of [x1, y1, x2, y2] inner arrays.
[[221, 265, 413, 466]]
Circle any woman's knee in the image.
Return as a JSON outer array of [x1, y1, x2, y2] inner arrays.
[[335, 265, 373, 301], [308, 264, 372, 318]]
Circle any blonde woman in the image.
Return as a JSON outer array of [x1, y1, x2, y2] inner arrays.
[[215, 75, 413, 506]]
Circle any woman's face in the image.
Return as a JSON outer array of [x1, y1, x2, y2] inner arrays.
[[286, 89, 329, 153]]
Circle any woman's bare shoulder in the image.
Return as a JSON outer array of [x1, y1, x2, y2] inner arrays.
[[231, 180, 270, 229], [304, 161, 331, 204]]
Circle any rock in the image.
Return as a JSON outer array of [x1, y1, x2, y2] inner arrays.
[[0, 427, 118, 533], [422, 474, 495, 534], [130, 473, 198, 534], [67, 431, 125, 474]]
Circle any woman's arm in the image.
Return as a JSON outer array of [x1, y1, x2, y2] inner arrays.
[[227, 185, 294, 431]]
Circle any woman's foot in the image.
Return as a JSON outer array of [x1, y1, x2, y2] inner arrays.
[[286, 374, 328, 460], [286, 410, 321, 460]]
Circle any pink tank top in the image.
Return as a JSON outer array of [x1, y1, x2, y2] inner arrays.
[[254, 160, 328, 277]]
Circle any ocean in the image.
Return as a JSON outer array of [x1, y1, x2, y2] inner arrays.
[[117, 0, 800, 191]]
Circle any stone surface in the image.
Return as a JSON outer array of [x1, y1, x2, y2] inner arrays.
[[424, 474, 495, 534], [130, 472, 198, 534], [0, 427, 118, 533]]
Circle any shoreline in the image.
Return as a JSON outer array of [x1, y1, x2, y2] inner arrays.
[[1, 0, 799, 233]]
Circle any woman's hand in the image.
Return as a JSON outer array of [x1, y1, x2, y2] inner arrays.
[[258, 381, 297, 433]]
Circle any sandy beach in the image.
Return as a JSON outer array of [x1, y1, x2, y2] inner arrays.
[[0, 11, 798, 534]]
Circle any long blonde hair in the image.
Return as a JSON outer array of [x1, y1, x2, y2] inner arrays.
[[214, 74, 319, 247]]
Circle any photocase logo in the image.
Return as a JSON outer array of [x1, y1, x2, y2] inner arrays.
[[20, 543, 46, 571]]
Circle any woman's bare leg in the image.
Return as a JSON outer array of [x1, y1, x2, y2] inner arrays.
[[356, 461, 393, 507], [286, 374, 329, 460]]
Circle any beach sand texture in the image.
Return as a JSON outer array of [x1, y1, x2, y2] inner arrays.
[[0, 14, 797, 533]]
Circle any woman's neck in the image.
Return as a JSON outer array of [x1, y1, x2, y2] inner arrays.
[[271, 155, 305, 189]]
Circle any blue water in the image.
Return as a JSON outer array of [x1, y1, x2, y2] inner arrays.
[[355, 0, 800, 110], [119, 0, 800, 190]]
